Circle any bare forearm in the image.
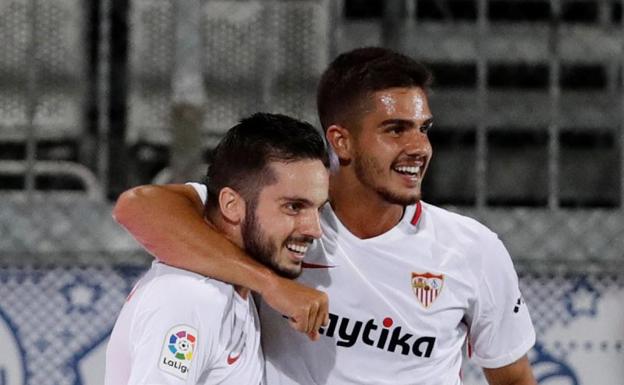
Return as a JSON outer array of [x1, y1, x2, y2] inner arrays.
[[483, 355, 536, 385], [113, 184, 277, 294], [113, 184, 329, 339]]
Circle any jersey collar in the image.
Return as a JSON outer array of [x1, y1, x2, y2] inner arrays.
[[410, 201, 423, 226]]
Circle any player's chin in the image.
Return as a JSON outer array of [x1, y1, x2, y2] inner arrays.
[[382, 188, 421, 206], [275, 265, 302, 279], [273, 258, 303, 279]]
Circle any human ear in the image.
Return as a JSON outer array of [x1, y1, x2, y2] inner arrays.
[[325, 125, 352, 163], [218, 187, 245, 224]]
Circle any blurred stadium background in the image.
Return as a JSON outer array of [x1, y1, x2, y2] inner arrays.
[[0, 0, 622, 384]]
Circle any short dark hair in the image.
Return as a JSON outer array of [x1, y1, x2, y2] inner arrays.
[[205, 113, 329, 213], [317, 47, 432, 132]]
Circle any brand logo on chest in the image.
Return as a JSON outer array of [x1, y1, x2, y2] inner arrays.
[[411, 272, 444, 308], [319, 313, 436, 358]]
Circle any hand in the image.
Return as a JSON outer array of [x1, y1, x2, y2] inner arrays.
[[261, 276, 329, 341]]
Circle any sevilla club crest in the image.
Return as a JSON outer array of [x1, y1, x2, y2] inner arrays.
[[411, 272, 444, 308]]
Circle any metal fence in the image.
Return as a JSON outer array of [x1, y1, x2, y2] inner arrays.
[[0, 0, 103, 200], [127, 0, 330, 149]]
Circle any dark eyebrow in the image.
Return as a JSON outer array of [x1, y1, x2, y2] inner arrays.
[[279, 197, 315, 206], [280, 197, 329, 208], [379, 118, 434, 128], [379, 119, 415, 128]]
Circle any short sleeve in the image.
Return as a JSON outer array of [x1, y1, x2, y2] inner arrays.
[[186, 182, 207, 205], [127, 278, 222, 384], [467, 234, 536, 368]]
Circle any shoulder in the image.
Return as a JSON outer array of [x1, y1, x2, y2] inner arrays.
[[137, 263, 235, 315], [419, 203, 513, 275], [420, 202, 497, 245], [126, 265, 237, 361]]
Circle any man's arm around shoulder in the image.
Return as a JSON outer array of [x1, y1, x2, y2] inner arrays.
[[113, 183, 329, 339]]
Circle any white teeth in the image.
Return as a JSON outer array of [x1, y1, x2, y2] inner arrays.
[[394, 165, 421, 175], [286, 243, 309, 254]]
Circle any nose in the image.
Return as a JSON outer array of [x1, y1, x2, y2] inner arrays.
[[299, 210, 323, 240], [403, 129, 431, 156]]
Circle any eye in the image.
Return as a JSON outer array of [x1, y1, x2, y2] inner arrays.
[[420, 120, 433, 133], [283, 202, 304, 214], [386, 125, 404, 136]]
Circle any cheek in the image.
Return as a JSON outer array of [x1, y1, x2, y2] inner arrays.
[[276, 220, 295, 239], [360, 134, 394, 156], [376, 138, 403, 160], [264, 213, 296, 239]]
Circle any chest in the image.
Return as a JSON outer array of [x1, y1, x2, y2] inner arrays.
[[300, 235, 478, 339]]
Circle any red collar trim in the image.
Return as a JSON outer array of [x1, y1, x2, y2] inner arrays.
[[410, 201, 423, 226], [301, 262, 335, 269]]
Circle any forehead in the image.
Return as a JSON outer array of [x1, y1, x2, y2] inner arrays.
[[259, 159, 329, 201], [367, 87, 432, 121]]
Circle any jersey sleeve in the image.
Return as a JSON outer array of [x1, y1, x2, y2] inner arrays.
[[126, 278, 223, 384], [467, 233, 536, 369], [186, 182, 207, 204]]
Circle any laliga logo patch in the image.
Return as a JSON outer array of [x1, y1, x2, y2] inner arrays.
[[411, 272, 444, 308], [159, 325, 197, 380]]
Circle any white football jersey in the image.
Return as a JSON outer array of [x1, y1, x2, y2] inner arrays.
[[188, 183, 535, 385], [105, 261, 263, 385]]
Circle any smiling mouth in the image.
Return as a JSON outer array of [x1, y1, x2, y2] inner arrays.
[[393, 165, 421, 177], [285, 241, 311, 261], [392, 154, 428, 178]]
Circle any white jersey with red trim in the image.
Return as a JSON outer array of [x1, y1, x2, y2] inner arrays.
[[105, 261, 263, 385], [187, 183, 535, 385], [261, 202, 535, 385]]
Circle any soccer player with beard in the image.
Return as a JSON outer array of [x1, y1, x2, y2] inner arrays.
[[105, 113, 329, 384], [113, 48, 536, 385]]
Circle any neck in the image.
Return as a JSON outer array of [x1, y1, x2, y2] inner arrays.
[[235, 285, 250, 299], [205, 216, 251, 299], [329, 170, 405, 239], [206, 214, 244, 249]]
